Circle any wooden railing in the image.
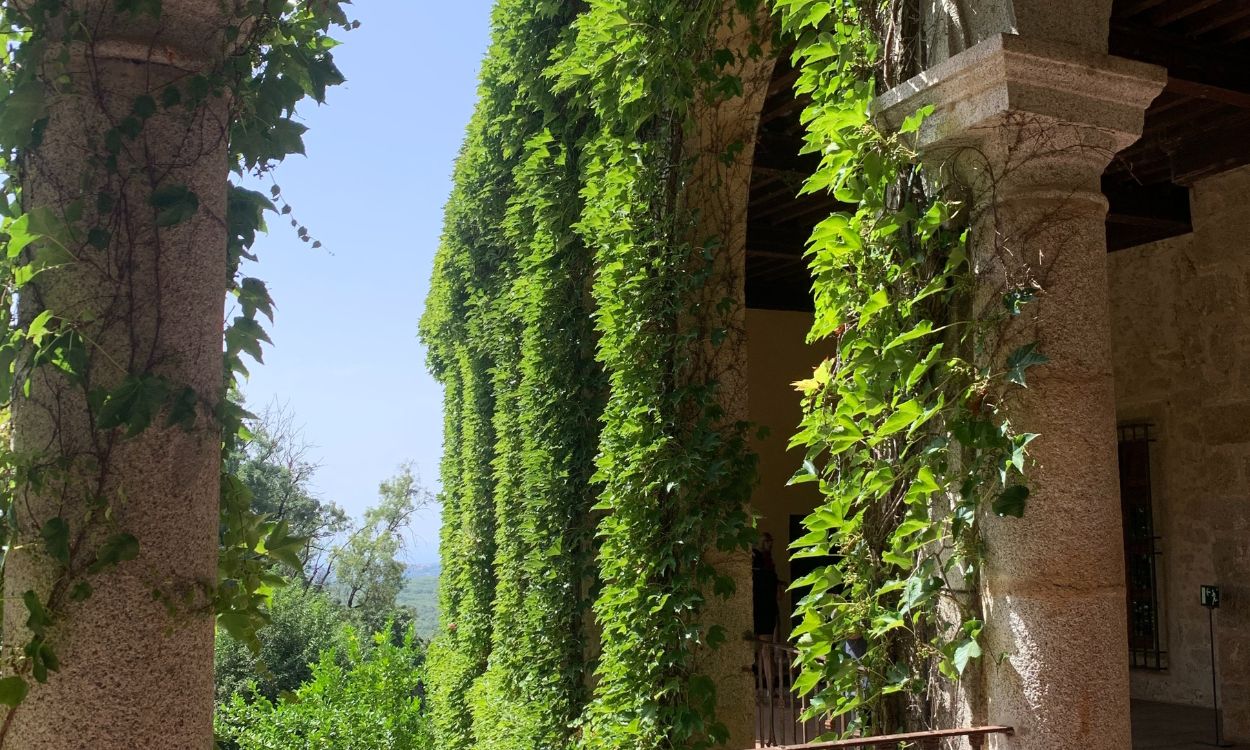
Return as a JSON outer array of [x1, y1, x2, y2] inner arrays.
[[751, 639, 1012, 749], [754, 640, 848, 746], [754, 726, 1014, 749]]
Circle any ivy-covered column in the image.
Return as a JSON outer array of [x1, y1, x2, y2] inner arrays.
[[3, 2, 228, 746], [686, 20, 774, 748], [879, 35, 1163, 750]]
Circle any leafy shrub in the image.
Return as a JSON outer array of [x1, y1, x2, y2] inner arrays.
[[216, 626, 430, 750], [215, 585, 349, 704]]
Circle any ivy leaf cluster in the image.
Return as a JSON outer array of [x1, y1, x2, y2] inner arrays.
[[775, 0, 1048, 736], [422, 2, 766, 750]]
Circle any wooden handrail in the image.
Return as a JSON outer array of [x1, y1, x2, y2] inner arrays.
[[758, 725, 1014, 749]]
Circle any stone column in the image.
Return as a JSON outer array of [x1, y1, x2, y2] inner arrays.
[[878, 35, 1164, 750], [4, 3, 228, 748], [685, 7, 775, 749]]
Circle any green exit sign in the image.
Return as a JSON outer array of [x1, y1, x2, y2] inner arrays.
[[1201, 585, 1221, 608]]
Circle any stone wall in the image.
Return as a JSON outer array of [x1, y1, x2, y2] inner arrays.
[[1108, 164, 1250, 741]]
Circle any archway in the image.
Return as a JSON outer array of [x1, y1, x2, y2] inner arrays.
[[741, 49, 838, 747]]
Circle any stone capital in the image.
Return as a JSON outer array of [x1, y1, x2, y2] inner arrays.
[[60, 0, 231, 68], [875, 33, 1165, 155]]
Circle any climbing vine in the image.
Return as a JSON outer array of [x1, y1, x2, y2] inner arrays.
[[422, 3, 600, 749], [429, 0, 1055, 747], [423, 2, 767, 749], [0, 0, 351, 739], [775, 0, 1048, 736], [553, 3, 763, 749]]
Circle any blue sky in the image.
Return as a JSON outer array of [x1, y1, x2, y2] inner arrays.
[[242, 2, 496, 564]]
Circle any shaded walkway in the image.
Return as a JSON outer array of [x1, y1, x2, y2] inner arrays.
[[1134, 700, 1232, 749]]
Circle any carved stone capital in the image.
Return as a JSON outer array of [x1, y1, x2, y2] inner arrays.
[[876, 33, 1165, 157]]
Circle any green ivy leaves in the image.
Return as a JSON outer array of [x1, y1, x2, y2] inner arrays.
[[114, 0, 163, 19], [86, 533, 140, 575], [0, 678, 27, 708], [993, 485, 1030, 518], [423, 3, 764, 749], [0, 82, 46, 150], [776, 0, 1047, 735], [96, 376, 196, 436], [1006, 342, 1049, 387], [149, 185, 199, 227], [39, 518, 70, 567]]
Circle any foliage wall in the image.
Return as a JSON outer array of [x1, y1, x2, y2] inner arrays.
[[777, 0, 1049, 736], [425, 0, 1051, 747], [421, 2, 766, 750]]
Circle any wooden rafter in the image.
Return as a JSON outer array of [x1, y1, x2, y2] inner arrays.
[[1149, 0, 1224, 26], [1164, 76, 1250, 111], [1184, 2, 1250, 37], [1115, 0, 1169, 19]]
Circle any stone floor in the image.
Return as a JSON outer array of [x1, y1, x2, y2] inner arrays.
[[1133, 699, 1235, 749]]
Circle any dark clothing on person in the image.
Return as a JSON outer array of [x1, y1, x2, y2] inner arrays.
[[752, 547, 779, 636]]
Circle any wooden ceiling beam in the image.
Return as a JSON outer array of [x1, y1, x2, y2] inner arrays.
[[1111, 22, 1250, 93], [1104, 180, 1193, 251], [750, 171, 807, 205], [1182, 2, 1250, 37], [768, 66, 801, 97], [769, 198, 842, 226], [1172, 120, 1250, 184], [1144, 91, 1199, 120], [1148, 0, 1223, 25], [1106, 213, 1192, 231], [1114, 117, 1250, 186], [1164, 76, 1250, 110], [1115, 0, 1170, 20], [751, 194, 831, 223], [759, 93, 810, 126], [752, 166, 807, 181], [1217, 15, 1250, 43], [746, 248, 805, 263], [746, 225, 817, 256], [752, 130, 819, 174]]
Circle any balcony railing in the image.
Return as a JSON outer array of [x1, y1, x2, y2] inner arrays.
[[745, 725, 1010, 750], [750, 726, 1014, 749], [752, 640, 1013, 749], [754, 640, 848, 746]]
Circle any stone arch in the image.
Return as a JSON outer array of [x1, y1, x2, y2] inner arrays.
[[682, 5, 780, 748]]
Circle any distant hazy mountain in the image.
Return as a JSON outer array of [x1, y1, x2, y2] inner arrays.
[[399, 563, 441, 639], [405, 562, 441, 578]]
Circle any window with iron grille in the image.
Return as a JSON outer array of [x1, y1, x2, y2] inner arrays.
[[1118, 423, 1166, 670]]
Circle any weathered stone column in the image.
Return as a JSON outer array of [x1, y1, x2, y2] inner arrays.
[[879, 35, 1164, 750], [685, 7, 775, 749], [3, 3, 228, 747]]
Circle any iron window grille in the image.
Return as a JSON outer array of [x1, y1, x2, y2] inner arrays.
[[1118, 423, 1167, 671]]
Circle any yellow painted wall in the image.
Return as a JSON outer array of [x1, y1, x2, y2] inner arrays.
[[746, 308, 826, 633]]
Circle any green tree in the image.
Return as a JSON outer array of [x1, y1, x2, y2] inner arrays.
[[331, 465, 428, 633], [216, 626, 431, 750], [215, 419, 429, 707], [215, 585, 348, 704], [228, 404, 349, 585]]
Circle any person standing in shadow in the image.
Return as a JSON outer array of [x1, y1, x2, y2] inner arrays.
[[753, 532, 782, 696]]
